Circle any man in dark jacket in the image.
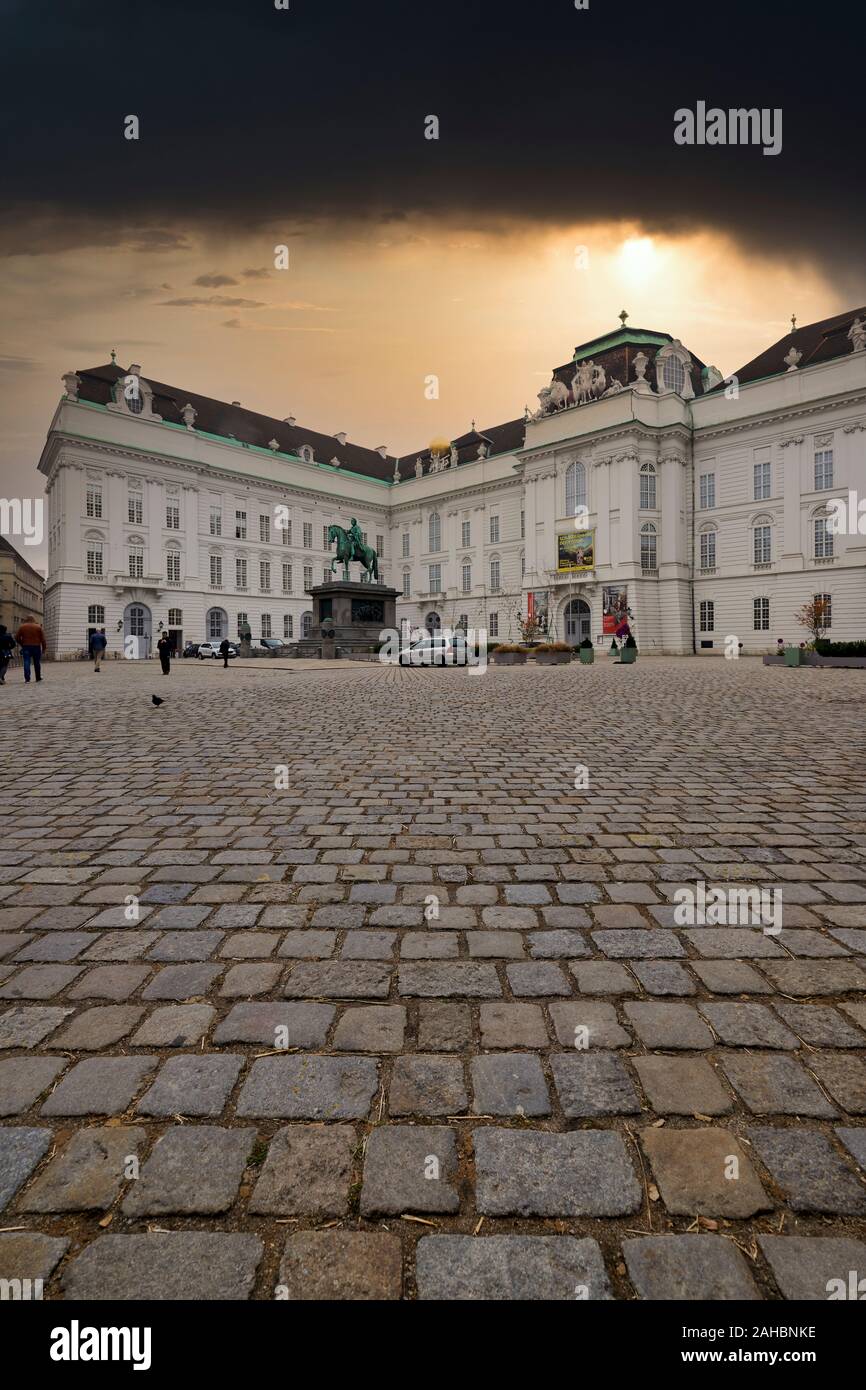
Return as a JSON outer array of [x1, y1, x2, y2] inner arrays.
[[219, 638, 231, 669], [0, 624, 15, 684], [89, 627, 108, 672], [15, 616, 47, 683], [157, 633, 173, 675]]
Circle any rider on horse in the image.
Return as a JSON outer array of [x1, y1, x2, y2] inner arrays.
[[346, 518, 364, 561]]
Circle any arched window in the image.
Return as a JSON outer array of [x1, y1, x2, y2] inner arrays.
[[402, 569, 411, 598], [752, 516, 772, 565], [565, 461, 587, 517], [428, 512, 441, 552], [301, 611, 313, 638], [640, 523, 657, 571], [299, 445, 314, 464], [165, 544, 181, 583], [639, 463, 657, 510], [85, 536, 104, 577], [654, 340, 694, 399], [662, 356, 686, 393]]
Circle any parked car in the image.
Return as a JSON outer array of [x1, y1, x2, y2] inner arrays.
[[182, 642, 200, 658], [197, 641, 238, 659], [259, 638, 287, 652], [399, 633, 470, 666]]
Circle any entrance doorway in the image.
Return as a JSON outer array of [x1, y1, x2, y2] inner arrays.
[[123, 603, 152, 659], [564, 597, 591, 646]]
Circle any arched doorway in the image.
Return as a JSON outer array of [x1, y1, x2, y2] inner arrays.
[[564, 597, 591, 647], [425, 611, 441, 633], [206, 607, 228, 641], [123, 602, 151, 659], [301, 611, 313, 639]]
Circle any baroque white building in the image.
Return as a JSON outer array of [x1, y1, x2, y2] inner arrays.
[[38, 308, 866, 657]]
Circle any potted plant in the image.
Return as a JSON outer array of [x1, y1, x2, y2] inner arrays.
[[492, 643, 528, 666], [534, 642, 572, 666], [609, 637, 619, 659], [618, 634, 638, 664], [578, 637, 594, 665], [783, 643, 802, 667]]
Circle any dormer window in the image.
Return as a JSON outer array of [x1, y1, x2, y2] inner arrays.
[[662, 355, 686, 394], [654, 340, 694, 399]]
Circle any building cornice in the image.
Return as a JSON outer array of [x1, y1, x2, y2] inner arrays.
[[694, 390, 866, 444]]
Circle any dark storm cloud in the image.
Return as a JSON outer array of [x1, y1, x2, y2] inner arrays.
[[2, 0, 863, 289], [194, 273, 239, 287], [158, 295, 267, 309]]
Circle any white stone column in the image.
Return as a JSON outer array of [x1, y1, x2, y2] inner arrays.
[[60, 463, 85, 570], [183, 485, 200, 580], [146, 478, 164, 576], [593, 457, 612, 566], [660, 453, 685, 569], [523, 476, 538, 581], [106, 472, 125, 576], [780, 435, 804, 564]]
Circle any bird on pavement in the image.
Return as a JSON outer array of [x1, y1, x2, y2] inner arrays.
[[151, 695, 165, 707]]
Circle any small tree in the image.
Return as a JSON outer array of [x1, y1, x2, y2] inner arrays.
[[795, 597, 831, 645]]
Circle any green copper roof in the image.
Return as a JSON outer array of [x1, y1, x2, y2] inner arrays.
[[573, 328, 671, 362]]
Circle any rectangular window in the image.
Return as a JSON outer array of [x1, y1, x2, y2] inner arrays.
[[128, 491, 143, 524], [261, 614, 272, 638], [814, 517, 834, 558], [260, 561, 271, 591], [640, 469, 657, 510], [210, 506, 222, 536], [520, 511, 525, 540], [699, 473, 715, 509], [402, 571, 411, 597], [236, 558, 247, 589], [166, 502, 180, 530], [700, 532, 716, 569], [640, 529, 657, 570], [283, 614, 293, 639], [166, 551, 180, 582], [210, 555, 222, 586], [235, 510, 247, 540], [489, 611, 499, 638], [753, 597, 770, 630], [282, 562, 292, 593], [323, 525, 330, 549], [489, 515, 500, 543], [753, 461, 771, 501], [815, 449, 834, 490], [699, 600, 714, 632], [429, 563, 441, 593], [462, 563, 471, 593], [376, 534, 384, 557], [86, 543, 103, 577], [303, 522, 313, 548], [322, 567, 330, 584], [128, 548, 143, 579], [462, 520, 471, 547], [815, 593, 832, 628], [402, 532, 410, 558], [490, 559, 501, 589], [237, 612, 247, 634], [260, 515, 271, 543], [753, 525, 771, 563], [303, 564, 313, 589], [281, 517, 292, 545], [86, 484, 103, 519]]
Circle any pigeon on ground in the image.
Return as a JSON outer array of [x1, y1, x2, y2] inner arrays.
[[151, 695, 165, 707]]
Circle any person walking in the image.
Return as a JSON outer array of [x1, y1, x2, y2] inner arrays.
[[15, 615, 47, 684], [218, 637, 231, 669], [157, 632, 173, 675], [0, 624, 15, 684], [89, 627, 108, 672]]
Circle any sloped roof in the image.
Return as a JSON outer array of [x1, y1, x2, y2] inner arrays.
[[0, 534, 45, 585], [720, 307, 866, 389]]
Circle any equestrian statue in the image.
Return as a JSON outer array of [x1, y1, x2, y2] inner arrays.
[[328, 518, 379, 583]]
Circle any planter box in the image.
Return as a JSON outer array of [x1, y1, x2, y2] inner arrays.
[[493, 652, 527, 666], [534, 652, 571, 665], [618, 647, 637, 664], [783, 647, 803, 667], [578, 648, 595, 665]]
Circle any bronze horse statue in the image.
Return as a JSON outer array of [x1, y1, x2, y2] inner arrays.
[[328, 523, 379, 583]]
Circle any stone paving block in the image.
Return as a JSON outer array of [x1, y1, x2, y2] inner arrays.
[[398, 962, 501, 997], [277, 1231, 402, 1300], [277, 931, 336, 959], [474, 1128, 641, 1217], [218, 931, 280, 959], [480, 1002, 548, 1049], [593, 930, 684, 959], [758, 1235, 866, 1300], [41, 1057, 156, 1117], [748, 1128, 866, 1215], [777, 929, 850, 957], [505, 962, 570, 996], [52, 1005, 146, 1050], [400, 932, 460, 959], [528, 930, 589, 959], [630, 960, 696, 995], [332, 1005, 406, 1052], [137, 1054, 243, 1116], [220, 962, 282, 996], [836, 1126, 866, 1170], [0, 964, 83, 999], [283, 961, 391, 998], [772, 1002, 866, 1048], [237, 1055, 378, 1119], [0, 1231, 69, 1282], [18, 1126, 146, 1212], [62, 1232, 263, 1300], [699, 1002, 798, 1049], [720, 1052, 838, 1117], [147, 930, 225, 962], [633, 1055, 732, 1116], [68, 964, 152, 1000], [467, 931, 525, 959], [624, 1002, 714, 1049], [0, 1056, 66, 1116], [360, 1125, 459, 1215], [341, 931, 397, 960], [417, 1234, 612, 1300], [690, 961, 769, 994], [471, 1053, 550, 1116], [641, 1128, 771, 1218], [13, 933, 93, 962], [570, 961, 635, 994], [623, 1235, 761, 1300], [213, 1001, 334, 1047], [548, 1001, 631, 1049], [481, 906, 538, 931], [81, 931, 160, 962], [0, 1128, 51, 1209], [806, 1053, 866, 1114], [146, 906, 213, 930], [684, 929, 785, 959], [758, 959, 866, 994], [249, 1124, 355, 1216], [130, 1003, 215, 1047], [141, 963, 222, 1000], [840, 1002, 866, 1031], [551, 1052, 642, 1117], [389, 1055, 468, 1116], [418, 1002, 472, 1051], [122, 1125, 255, 1215]]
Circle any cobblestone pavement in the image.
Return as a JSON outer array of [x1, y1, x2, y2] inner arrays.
[[0, 655, 865, 1300]]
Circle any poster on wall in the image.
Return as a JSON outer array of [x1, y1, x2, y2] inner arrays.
[[602, 586, 630, 635], [527, 590, 550, 633], [557, 529, 595, 571]]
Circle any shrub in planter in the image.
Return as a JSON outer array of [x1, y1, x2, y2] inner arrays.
[[579, 637, 594, 665], [815, 639, 866, 657], [619, 634, 638, 665], [492, 643, 528, 665], [534, 642, 571, 665]]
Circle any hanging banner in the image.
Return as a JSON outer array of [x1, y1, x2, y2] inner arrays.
[[527, 590, 550, 632], [603, 585, 629, 634], [557, 529, 595, 571]]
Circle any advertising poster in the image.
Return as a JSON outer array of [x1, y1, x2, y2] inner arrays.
[[527, 590, 550, 633], [557, 529, 595, 571], [603, 586, 630, 635]]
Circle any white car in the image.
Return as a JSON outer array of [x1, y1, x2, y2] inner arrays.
[[399, 633, 470, 666], [197, 641, 238, 659]]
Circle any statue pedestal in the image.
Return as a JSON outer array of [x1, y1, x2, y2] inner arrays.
[[298, 580, 400, 657]]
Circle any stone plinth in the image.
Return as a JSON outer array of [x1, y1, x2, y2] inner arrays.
[[297, 581, 399, 657]]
